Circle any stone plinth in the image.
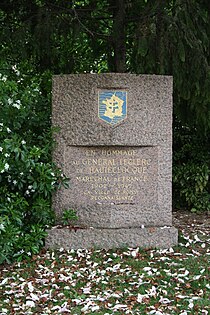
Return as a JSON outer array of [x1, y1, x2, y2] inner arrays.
[[46, 73, 178, 249], [46, 227, 178, 250]]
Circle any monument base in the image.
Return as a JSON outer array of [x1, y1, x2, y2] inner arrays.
[[45, 226, 178, 250]]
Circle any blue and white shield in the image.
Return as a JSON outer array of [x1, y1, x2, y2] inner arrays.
[[98, 91, 127, 125]]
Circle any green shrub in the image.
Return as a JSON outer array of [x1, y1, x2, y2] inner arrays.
[[0, 64, 68, 263], [173, 121, 210, 213], [61, 209, 78, 225]]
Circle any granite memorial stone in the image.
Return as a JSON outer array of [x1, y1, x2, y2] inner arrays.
[[46, 73, 178, 249]]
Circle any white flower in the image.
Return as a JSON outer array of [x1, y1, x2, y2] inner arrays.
[[17, 249, 24, 255], [5, 153, 9, 157], [6, 128, 11, 133], [8, 98, 13, 105], [13, 103, 21, 109], [12, 65, 20, 76], [21, 140, 26, 145], [25, 190, 30, 195], [0, 123, 3, 126], [0, 74, 7, 81], [0, 223, 5, 231], [4, 163, 9, 170], [20, 172, 24, 176], [0, 147, 3, 152]]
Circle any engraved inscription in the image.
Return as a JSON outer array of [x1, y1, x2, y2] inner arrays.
[[65, 147, 158, 204]]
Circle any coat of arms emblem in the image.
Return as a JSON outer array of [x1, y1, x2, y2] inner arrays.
[[98, 91, 127, 125]]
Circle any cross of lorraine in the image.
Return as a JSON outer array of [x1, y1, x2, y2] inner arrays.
[[98, 91, 127, 125]]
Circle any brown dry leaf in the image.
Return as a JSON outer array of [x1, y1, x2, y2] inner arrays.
[[154, 302, 161, 309], [142, 297, 150, 304], [127, 305, 134, 310], [148, 227, 156, 233]]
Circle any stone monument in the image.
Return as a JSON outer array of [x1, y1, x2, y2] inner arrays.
[[46, 73, 178, 249]]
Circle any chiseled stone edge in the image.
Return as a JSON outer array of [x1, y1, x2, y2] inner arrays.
[[45, 226, 178, 250]]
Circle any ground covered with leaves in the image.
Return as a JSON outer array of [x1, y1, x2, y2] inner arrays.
[[0, 211, 209, 315]]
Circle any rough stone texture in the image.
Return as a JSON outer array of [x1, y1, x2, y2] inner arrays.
[[46, 226, 178, 249], [52, 74, 172, 147], [62, 146, 160, 228], [48, 73, 177, 249]]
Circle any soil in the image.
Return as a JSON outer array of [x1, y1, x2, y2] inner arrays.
[[173, 209, 210, 235]]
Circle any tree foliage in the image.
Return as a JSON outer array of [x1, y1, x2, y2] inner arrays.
[[1, 0, 209, 131]]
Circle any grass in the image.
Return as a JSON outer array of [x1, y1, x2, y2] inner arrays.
[[0, 231, 209, 315]]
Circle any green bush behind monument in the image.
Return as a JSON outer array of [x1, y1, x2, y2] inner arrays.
[[0, 63, 68, 264], [173, 119, 210, 213]]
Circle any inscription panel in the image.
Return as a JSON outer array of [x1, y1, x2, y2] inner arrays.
[[64, 146, 158, 206]]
